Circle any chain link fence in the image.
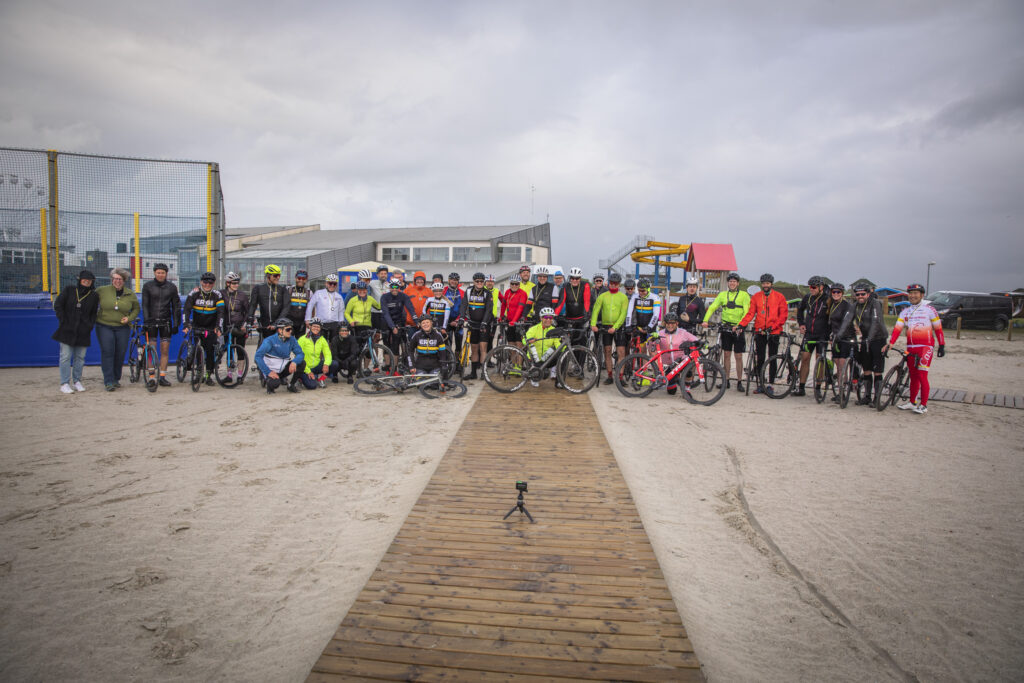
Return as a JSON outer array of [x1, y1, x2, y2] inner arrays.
[[0, 147, 224, 296]]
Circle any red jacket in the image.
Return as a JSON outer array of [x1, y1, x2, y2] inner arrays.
[[500, 288, 531, 324], [740, 289, 789, 333]]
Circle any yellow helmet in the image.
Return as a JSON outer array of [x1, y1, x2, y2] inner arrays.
[[264, 264, 281, 275]]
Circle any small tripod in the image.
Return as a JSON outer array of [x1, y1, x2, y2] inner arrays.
[[503, 481, 535, 523]]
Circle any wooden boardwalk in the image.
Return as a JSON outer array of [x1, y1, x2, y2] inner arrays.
[[908, 386, 1024, 409], [308, 388, 702, 682]]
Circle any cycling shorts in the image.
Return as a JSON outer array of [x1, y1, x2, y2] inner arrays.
[[801, 337, 827, 354], [468, 326, 488, 344], [858, 339, 886, 373], [145, 322, 174, 340], [908, 346, 934, 372], [832, 340, 855, 359], [599, 327, 624, 348], [720, 329, 746, 353]]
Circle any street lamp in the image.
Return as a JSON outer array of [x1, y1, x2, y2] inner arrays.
[[926, 261, 936, 296]]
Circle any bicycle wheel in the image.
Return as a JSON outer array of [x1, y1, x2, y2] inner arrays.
[[175, 341, 189, 382], [419, 379, 467, 399], [612, 352, 657, 398], [813, 356, 829, 403], [838, 361, 853, 408], [683, 357, 727, 406], [143, 345, 158, 393], [354, 376, 399, 394], [128, 343, 142, 383], [215, 344, 249, 388], [876, 365, 906, 412], [482, 345, 529, 393], [743, 349, 756, 395], [357, 344, 397, 377], [557, 345, 600, 394], [190, 345, 205, 392], [759, 354, 795, 398]]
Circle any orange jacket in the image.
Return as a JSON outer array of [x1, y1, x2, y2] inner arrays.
[[404, 285, 433, 324], [740, 289, 789, 333]]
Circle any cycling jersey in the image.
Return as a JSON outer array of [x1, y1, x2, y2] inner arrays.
[[184, 288, 225, 329], [675, 294, 706, 333], [525, 322, 563, 358], [561, 281, 592, 320], [657, 327, 699, 364], [797, 291, 831, 339], [853, 297, 888, 341], [423, 296, 452, 328], [627, 292, 662, 329], [739, 289, 788, 333], [443, 286, 464, 321], [464, 286, 494, 325], [255, 334, 304, 375], [380, 291, 417, 330], [141, 278, 181, 327], [501, 288, 532, 324], [223, 288, 249, 329], [284, 285, 311, 321], [247, 282, 288, 328], [305, 288, 347, 324], [344, 295, 380, 327], [829, 298, 856, 341], [591, 290, 629, 328], [889, 302, 944, 350], [704, 289, 750, 326], [518, 280, 535, 300], [530, 281, 561, 318], [409, 328, 447, 371]]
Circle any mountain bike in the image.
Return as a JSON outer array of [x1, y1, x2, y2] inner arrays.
[[813, 342, 839, 404], [354, 370, 467, 399], [213, 327, 250, 388], [125, 321, 159, 392], [759, 332, 800, 399], [613, 341, 727, 405], [354, 326, 396, 377], [837, 341, 866, 409], [876, 348, 911, 412], [482, 328, 599, 394]]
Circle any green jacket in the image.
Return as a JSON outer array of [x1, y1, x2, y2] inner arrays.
[[345, 295, 380, 326], [704, 289, 751, 325], [298, 333, 332, 373], [590, 291, 629, 328], [525, 322, 562, 356], [95, 285, 140, 327]]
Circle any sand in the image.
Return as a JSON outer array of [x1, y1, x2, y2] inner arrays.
[[1, 333, 1022, 682]]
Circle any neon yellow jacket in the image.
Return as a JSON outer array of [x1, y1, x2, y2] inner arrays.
[[704, 289, 750, 326], [525, 322, 563, 356], [298, 333, 332, 373], [344, 295, 380, 326], [590, 291, 629, 328]]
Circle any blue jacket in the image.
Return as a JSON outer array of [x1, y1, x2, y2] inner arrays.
[[255, 334, 304, 375]]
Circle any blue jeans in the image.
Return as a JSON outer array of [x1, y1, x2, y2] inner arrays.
[[95, 323, 130, 386], [59, 343, 87, 385]]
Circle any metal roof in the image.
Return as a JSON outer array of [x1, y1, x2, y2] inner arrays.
[[239, 224, 546, 251], [224, 248, 330, 259]]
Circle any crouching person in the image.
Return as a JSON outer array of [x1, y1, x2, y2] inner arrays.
[[255, 317, 304, 393], [330, 321, 361, 384], [298, 317, 333, 389]]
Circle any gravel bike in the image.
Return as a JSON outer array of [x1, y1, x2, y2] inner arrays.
[[875, 348, 911, 412], [482, 328, 599, 394], [354, 327, 396, 377], [213, 327, 250, 388], [125, 321, 159, 393], [613, 339, 727, 405], [176, 328, 214, 392], [759, 332, 800, 399], [354, 370, 467, 399], [837, 341, 866, 409]]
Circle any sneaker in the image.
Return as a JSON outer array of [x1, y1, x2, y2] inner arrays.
[[792, 386, 805, 397], [735, 381, 744, 392], [603, 376, 614, 385], [763, 386, 774, 397], [105, 384, 115, 392], [113, 382, 122, 388], [205, 377, 215, 386], [913, 403, 928, 415], [287, 383, 300, 393], [73, 381, 86, 392], [530, 380, 540, 388], [897, 401, 917, 410], [317, 378, 326, 388], [331, 375, 339, 384], [347, 377, 354, 384], [856, 396, 872, 406], [60, 383, 74, 394], [753, 387, 763, 395], [159, 377, 172, 387]]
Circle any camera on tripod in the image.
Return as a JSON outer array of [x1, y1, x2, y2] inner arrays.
[[516, 481, 528, 493], [504, 480, 535, 523]]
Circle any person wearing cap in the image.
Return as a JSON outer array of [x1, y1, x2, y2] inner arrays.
[[306, 273, 346, 343], [675, 275, 706, 335], [591, 273, 629, 384], [738, 273, 788, 395], [702, 272, 751, 391], [405, 271, 432, 324], [344, 281, 381, 346], [885, 283, 945, 414], [141, 262, 182, 386], [329, 321, 361, 383], [500, 274, 531, 348], [283, 269, 312, 337], [297, 318, 332, 389], [95, 267, 141, 391], [53, 269, 100, 394], [794, 276, 831, 396], [851, 283, 888, 406], [525, 307, 564, 387], [255, 318, 304, 393], [247, 264, 288, 346], [183, 272, 225, 385]]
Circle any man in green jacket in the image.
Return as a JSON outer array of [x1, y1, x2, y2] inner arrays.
[[702, 272, 751, 391], [297, 318, 333, 389], [590, 272, 629, 384]]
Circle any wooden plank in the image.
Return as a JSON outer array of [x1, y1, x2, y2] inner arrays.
[[984, 393, 996, 406], [1015, 395, 1024, 409], [951, 390, 967, 403]]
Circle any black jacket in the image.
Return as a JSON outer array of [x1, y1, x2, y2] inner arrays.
[[830, 299, 856, 342], [852, 297, 888, 342], [247, 282, 288, 328], [141, 279, 181, 327], [52, 283, 99, 347], [675, 293, 706, 333], [798, 292, 831, 340]]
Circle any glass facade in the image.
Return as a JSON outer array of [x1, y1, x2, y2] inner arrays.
[[382, 247, 410, 261], [413, 246, 449, 261], [498, 246, 521, 262], [452, 246, 492, 261]]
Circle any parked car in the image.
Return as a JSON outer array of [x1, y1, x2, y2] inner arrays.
[[927, 291, 1013, 331]]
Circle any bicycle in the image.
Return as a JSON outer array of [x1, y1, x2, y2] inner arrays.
[[699, 323, 724, 368], [482, 328, 599, 394], [213, 327, 250, 388], [813, 341, 854, 405], [875, 348, 911, 412], [759, 332, 801, 399], [613, 340, 727, 405], [125, 321, 158, 393], [176, 328, 214, 392], [354, 326, 397, 377], [836, 341, 866, 409], [741, 328, 772, 395], [353, 370, 467, 399]]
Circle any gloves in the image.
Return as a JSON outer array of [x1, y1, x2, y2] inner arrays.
[[937, 344, 945, 358]]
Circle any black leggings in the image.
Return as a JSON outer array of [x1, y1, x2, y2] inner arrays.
[[754, 334, 780, 379]]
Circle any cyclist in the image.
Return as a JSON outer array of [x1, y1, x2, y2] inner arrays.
[[345, 281, 380, 343], [676, 274, 706, 335], [284, 269, 312, 337], [182, 271, 225, 386], [530, 267, 560, 322], [702, 272, 750, 391], [552, 268, 565, 291], [444, 273, 465, 360], [622, 279, 637, 312], [306, 273, 346, 342], [484, 273, 502, 322], [626, 278, 662, 345], [405, 271, 432, 324], [828, 283, 856, 402], [852, 282, 888, 405], [591, 272, 629, 384], [500, 274, 532, 348], [424, 282, 453, 329], [369, 265, 390, 302], [222, 270, 248, 335], [739, 273, 789, 395], [255, 317, 304, 393], [884, 283, 945, 414], [794, 275, 831, 396], [591, 273, 607, 298], [141, 262, 181, 387], [329, 321, 360, 383], [392, 271, 407, 291], [247, 264, 288, 346], [409, 314, 449, 375], [380, 278, 417, 360], [560, 267, 592, 345], [432, 273, 445, 287], [463, 272, 495, 380], [656, 312, 700, 395], [517, 265, 535, 299], [297, 317, 332, 389], [525, 307, 563, 387]]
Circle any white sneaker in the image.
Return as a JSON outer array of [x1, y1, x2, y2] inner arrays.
[[897, 401, 917, 411], [73, 381, 86, 392], [529, 380, 540, 388], [60, 383, 74, 394], [913, 403, 928, 415]]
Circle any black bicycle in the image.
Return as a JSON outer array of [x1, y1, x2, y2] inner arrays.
[[482, 328, 600, 394], [875, 348, 910, 412], [125, 321, 159, 393], [837, 341, 866, 409], [759, 332, 800, 399], [812, 343, 838, 404]]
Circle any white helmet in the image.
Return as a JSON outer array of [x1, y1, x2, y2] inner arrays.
[[539, 307, 556, 318], [509, 274, 521, 283], [568, 267, 583, 278], [430, 282, 445, 291], [358, 269, 372, 279], [686, 274, 699, 286], [325, 273, 339, 283], [485, 273, 495, 282], [535, 265, 548, 276]]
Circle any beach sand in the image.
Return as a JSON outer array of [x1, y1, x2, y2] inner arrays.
[[1, 333, 1022, 681]]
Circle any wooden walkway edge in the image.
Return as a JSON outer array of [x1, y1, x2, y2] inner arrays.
[[308, 388, 703, 682], [907, 386, 1023, 409]]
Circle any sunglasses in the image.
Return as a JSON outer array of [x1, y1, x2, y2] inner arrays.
[[326, 282, 337, 286], [474, 279, 484, 283], [280, 327, 293, 333], [569, 276, 581, 280]]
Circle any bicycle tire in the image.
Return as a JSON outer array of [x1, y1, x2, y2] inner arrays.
[[876, 365, 906, 412], [419, 379, 467, 399], [557, 345, 600, 394], [215, 344, 249, 388], [175, 340, 190, 383], [813, 355, 829, 403], [743, 342, 757, 395], [190, 345, 205, 392], [612, 352, 657, 398], [760, 354, 795, 399], [144, 345, 158, 393], [482, 345, 529, 393], [357, 344, 397, 377], [128, 344, 142, 383], [838, 361, 852, 408], [354, 376, 399, 395], [683, 357, 728, 406]]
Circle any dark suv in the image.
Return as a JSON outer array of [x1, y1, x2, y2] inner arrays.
[[928, 291, 1012, 331]]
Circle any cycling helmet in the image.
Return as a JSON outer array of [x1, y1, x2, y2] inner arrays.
[[485, 273, 495, 282], [388, 278, 401, 288], [624, 279, 636, 289], [430, 282, 445, 291], [417, 314, 433, 324], [337, 321, 351, 330], [448, 272, 460, 280], [376, 265, 389, 272], [355, 281, 368, 290], [153, 263, 169, 273], [226, 271, 240, 283], [200, 271, 216, 283], [539, 307, 556, 318], [472, 272, 485, 281], [568, 267, 583, 278], [906, 283, 926, 293], [686, 274, 699, 286], [830, 283, 846, 292], [307, 317, 322, 327], [663, 312, 680, 323], [852, 283, 870, 293], [358, 269, 372, 279], [325, 273, 339, 283], [727, 272, 740, 282], [808, 276, 823, 287], [534, 266, 548, 276], [638, 278, 651, 290], [295, 269, 308, 278], [509, 274, 521, 284], [432, 273, 444, 281], [519, 265, 531, 273], [608, 272, 622, 283], [759, 273, 774, 284], [264, 264, 281, 275], [593, 272, 604, 281], [274, 317, 293, 329]]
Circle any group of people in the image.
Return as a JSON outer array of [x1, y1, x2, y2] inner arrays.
[[52, 262, 945, 412]]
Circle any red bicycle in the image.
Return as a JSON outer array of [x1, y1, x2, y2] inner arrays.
[[613, 340, 727, 405]]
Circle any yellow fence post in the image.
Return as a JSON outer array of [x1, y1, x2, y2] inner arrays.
[[47, 150, 60, 296], [134, 212, 141, 290], [39, 208, 50, 293], [206, 164, 213, 273]]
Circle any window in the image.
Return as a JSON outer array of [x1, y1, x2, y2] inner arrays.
[[452, 246, 492, 262], [414, 246, 449, 261], [382, 247, 410, 261], [525, 247, 532, 262], [498, 246, 521, 262]]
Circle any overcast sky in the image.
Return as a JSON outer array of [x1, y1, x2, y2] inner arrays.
[[2, 0, 1022, 291]]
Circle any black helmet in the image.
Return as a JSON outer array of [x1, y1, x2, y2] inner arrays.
[[608, 272, 622, 283], [153, 263, 169, 273], [472, 272, 485, 281], [200, 271, 216, 283], [417, 314, 433, 324], [432, 273, 444, 281], [727, 272, 740, 282], [638, 278, 651, 289], [808, 276, 823, 286], [759, 273, 774, 284], [274, 317, 293, 329], [830, 283, 846, 292], [906, 283, 925, 293], [448, 272, 460, 280], [852, 283, 870, 293], [663, 312, 680, 323], [624, 279, 636, 289], [337, 321, 351, 330]]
